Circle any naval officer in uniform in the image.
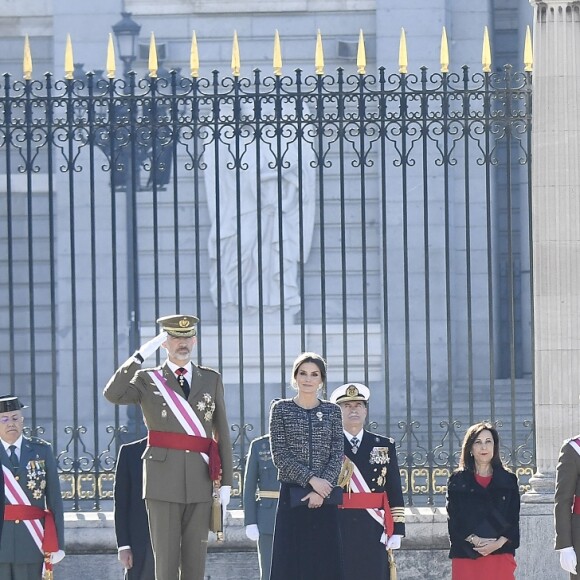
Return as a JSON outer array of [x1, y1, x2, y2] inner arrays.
[[555, 433, 580, 578], [243, 433, 278, 580], [104, 314, 233, 580], [330, 383, 405, 580]]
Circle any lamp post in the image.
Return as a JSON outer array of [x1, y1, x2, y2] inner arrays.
[[112, 12, 141, 357], [112, 12, 141, 78], [112, 12, 145, 440]]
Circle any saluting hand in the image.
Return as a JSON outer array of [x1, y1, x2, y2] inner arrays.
[[135, 331, 168, 362]]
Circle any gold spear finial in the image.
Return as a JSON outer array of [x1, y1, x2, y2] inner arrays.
[[482, 26, 492, 73], [524, 25, 533, 72], [190, 31, 199, 77], [398, 28, 408, 74], [23, 35, 32, 80], [149, 32, 158, 78], [315, 29, 324, 75], [357, 29, 366, 75], [106, 33, 116, 78], [231, 30, 240, 77], [64, 34, 74, 80], [440, 27, 449, 73], [273, 30, 282, 76]]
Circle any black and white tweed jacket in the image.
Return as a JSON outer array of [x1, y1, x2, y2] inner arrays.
[[269, 398, 343, 488]]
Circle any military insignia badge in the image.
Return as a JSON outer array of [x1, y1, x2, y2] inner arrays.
[[346, 385, 359, 398], [259, 448, 272, 462], [25, 459, 46, 499], [369, 446, 390, 465], [196, 393, 216, 422], [376, 466, 388, 486]]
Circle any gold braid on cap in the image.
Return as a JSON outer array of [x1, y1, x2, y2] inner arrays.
[[338, 456, 355, 490]]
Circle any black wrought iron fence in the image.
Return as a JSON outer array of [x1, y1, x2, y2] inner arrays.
[[0, 63, 533, 508]]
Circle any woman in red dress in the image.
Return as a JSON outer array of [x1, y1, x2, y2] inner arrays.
[[446, 422, 520, 580]]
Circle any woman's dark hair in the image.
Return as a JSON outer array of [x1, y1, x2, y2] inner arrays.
[[290, 352, 327, 389], [458, 421, 503, 472]]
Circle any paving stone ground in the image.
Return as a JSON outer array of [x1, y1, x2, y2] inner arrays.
[[58, 550, 261, 580]]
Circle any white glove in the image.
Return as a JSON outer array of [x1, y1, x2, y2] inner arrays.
[[51, 550, 66, 564], [220, 485, 231, 508], [135, 331, 167, 361], [386, 535, 402, 550], [559, 546, 577, 575], [245, 524, 260, 541]]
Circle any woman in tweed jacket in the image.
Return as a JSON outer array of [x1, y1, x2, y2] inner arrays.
[[268, 352, 345, 580]]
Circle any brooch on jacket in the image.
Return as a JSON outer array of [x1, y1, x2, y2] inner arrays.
[[316, 411, 323, 421], [26, 459, 47, 500], [196, 393, 216, 422]]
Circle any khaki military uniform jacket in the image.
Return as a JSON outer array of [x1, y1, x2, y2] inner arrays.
[[104, 359, 233, 504], [555, 436, 580, 554]]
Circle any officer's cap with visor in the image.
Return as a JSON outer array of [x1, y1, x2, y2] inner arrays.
[[329, 383, 370, 405], [156, 314, 199, 338]]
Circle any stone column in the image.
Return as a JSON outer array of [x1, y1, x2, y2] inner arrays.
[[527, 0, 580, 498]]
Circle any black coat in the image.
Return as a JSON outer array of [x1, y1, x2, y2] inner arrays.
[[446, 467, 520, 560], [114, 438, 154, 580]]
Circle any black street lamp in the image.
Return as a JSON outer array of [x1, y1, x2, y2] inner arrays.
[[112, 12, 141, 77], [112, 12, 144, 441]]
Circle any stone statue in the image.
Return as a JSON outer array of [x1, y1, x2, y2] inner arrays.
[[203, 101, 316, 317]]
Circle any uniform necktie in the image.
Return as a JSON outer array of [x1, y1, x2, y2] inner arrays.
[[351, 437, 359, 454], [176, 367, 190, 399], [8, 444, 19, 469]]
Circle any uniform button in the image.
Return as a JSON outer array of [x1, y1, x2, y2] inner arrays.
[[15, 476, 19, 481], [186, 450, 190, 453], [15, 520, 20, 524], [374, 468, 378, 472], [149, 455, 153, 459]]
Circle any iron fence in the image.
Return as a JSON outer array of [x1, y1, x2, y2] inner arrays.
[[0, 63, 533, 508]]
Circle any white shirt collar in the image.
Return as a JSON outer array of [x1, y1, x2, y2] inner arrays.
[[343, 428, 364, 443], [2, 434, 23, 453], [166, 359, 192, 375]]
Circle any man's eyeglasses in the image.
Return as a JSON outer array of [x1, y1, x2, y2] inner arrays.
[[0, 414, 21, 424]]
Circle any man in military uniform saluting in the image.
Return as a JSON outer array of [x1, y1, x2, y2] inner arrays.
[[104, 314, 233, 580], [330, 383, 405, 579], [243, 433, 279, 580]]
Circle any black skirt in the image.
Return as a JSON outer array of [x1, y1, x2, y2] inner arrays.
[[269, 482, 345, 580]]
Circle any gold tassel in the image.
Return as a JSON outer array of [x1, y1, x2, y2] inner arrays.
[[43, 553, 54, 579], [338, 457, 354, 489], [388, 549, 397, 580]]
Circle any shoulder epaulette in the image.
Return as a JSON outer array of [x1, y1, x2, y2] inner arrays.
[[29, 436, 50, 446], [197, 364, 220, 375]]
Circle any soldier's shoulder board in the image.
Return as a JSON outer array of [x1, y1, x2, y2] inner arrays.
[[29, 436, 51, 447], [370, 433, 395, 446], [196, 364, 220, 376]]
